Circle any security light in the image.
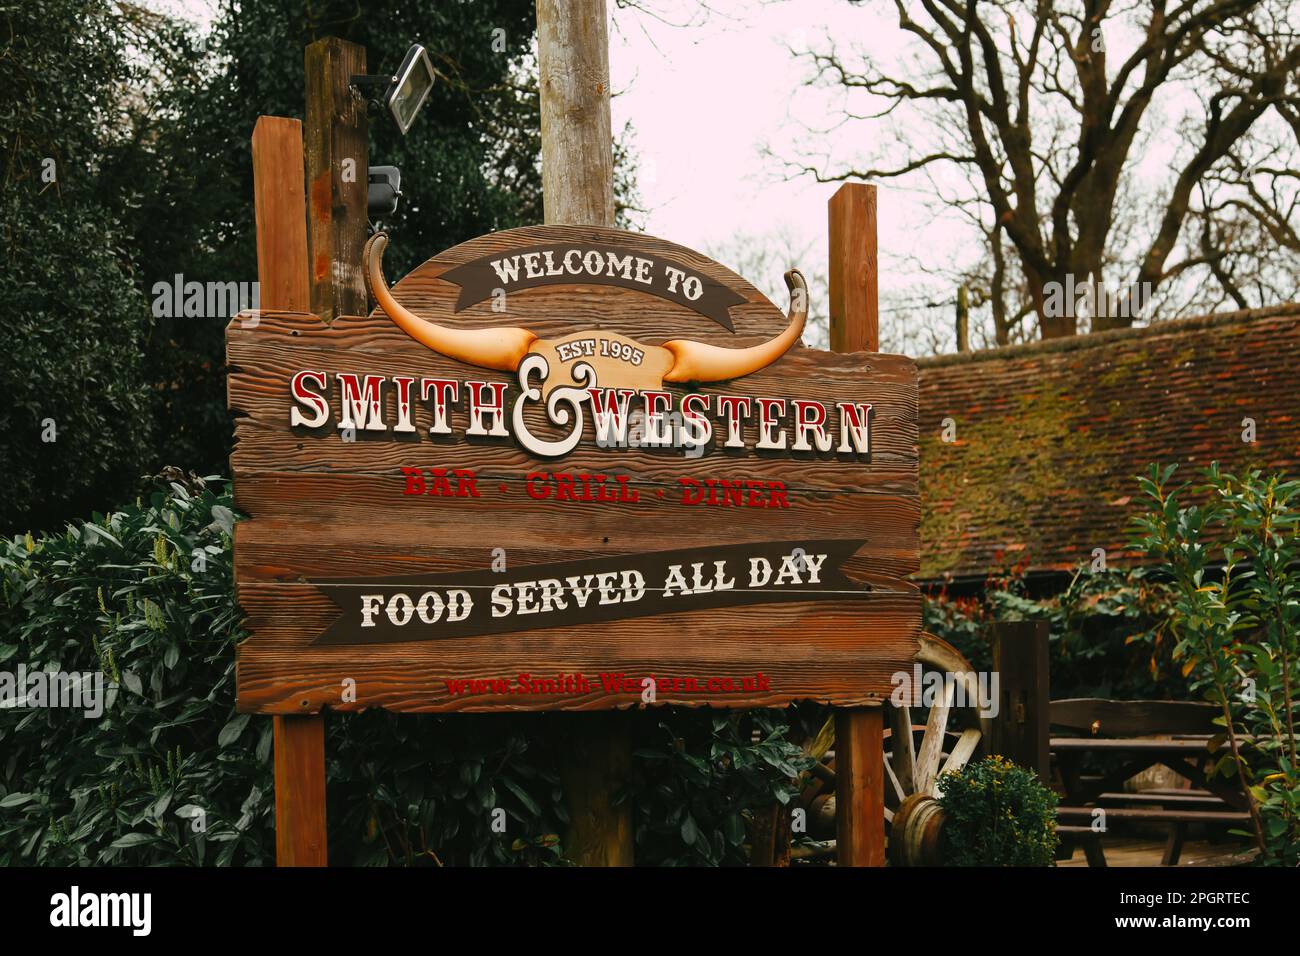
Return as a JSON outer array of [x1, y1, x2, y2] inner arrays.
[[367, 166, 402, 218], [350, 44, 436, 135]]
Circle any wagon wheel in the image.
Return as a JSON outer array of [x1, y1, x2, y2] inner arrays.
[[884, 633, 990, 864], [799, 632, 989, 863]]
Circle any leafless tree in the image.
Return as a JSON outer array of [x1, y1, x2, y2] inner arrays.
[[784, 0, 1300, 340]]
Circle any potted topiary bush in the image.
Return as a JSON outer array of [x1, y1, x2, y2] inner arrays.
[[934, 755, 1059, 866]]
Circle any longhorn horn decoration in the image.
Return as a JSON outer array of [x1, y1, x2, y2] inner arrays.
[[661, 269, 807, 383], [364, 232, 538, 372]]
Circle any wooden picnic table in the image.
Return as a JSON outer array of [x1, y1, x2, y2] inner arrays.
[[1051, 734, 1247, 810], [1051, 731, 1249, 865]]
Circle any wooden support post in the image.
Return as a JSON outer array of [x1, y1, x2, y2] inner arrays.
[[274, 714, 328, 866], [990, 620, 1051, 780], [252, 117, 310, 311], [828, 183, 879, 355], [251, 115, 326, 866], [304, 37, 369, 324], [829, 181, 886, 867], [555, 714, 633, 867], [835, 708, 885, 866], [537, 0, 632, 867]]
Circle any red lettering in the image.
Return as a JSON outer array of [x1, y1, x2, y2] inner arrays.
[[678, 477, 703, 505], [428, 468, 453, 497], [453, 468, 479, 497], [767, 480, 790, 508], [554, 473, 578, 501], [525, 472, 550, 499], [401, 467, 426, 495]]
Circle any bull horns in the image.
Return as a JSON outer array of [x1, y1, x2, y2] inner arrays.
[[365, 234, 806, 382], [364, 232, 537, 372], [662, 269, 807, 383]]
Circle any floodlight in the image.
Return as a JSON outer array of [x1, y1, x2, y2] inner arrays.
[[350, 44, 436, 135]]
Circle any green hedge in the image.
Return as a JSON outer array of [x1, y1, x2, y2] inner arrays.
[[924, 563, 1188, 701], [0, 476, 808, 865]]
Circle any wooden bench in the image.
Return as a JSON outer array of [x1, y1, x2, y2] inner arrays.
[[1055, 825, 1107, 866], [1049, 699, 1248, 866]]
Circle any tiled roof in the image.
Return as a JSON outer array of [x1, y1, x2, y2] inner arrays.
[[916, 303, 1300, 581]]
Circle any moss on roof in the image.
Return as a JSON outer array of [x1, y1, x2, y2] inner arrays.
[[917, 303, 1300, 581]]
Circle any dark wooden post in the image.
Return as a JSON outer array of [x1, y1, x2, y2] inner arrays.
[[990, 620, 1051, 780], [251, 115, 328, 866], [537, 0, 633, 867], [955, 285, 970, 353], [304, 37, 369, 325], [829, 182, 886, 867]]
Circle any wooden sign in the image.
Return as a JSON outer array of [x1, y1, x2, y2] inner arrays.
[[228, 224, 919, 714]]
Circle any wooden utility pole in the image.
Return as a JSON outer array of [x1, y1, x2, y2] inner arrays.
[[251, 115, 328, 866], [538, 0, 615, 227], [304, 37, 369, 324], [536, 0, 633, 866], [828, 182, 887, 867]]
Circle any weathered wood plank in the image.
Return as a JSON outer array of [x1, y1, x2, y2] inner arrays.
[[304, 38, 367, 324], [375, 223, 791, 343], [1050, 698, 1220, 737], [230, 472, 920, 581], [235, 587, 920, 713], [233, 554, 921, 718], [226, 313, 918, 494]]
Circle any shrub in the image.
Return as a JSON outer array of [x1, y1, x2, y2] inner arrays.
[[924, 563, 1186, 701], [937, 755, 1059, 867], [0, 474, 267, 864], [630, 709, 813, 866], [0, 475, 575, 865], [1131, 464, 1300, 866], [0, 476, 810, 865]]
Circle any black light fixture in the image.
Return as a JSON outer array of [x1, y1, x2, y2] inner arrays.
[[350, 44, 436, 135], [367, 166, 402, 219]]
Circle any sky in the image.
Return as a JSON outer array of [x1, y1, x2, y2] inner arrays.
[[150, 1, 1249, 354], [608, 4, 883, 257], [606, 1, 947, 345], [157, 0, 948, 349]]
